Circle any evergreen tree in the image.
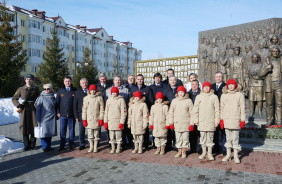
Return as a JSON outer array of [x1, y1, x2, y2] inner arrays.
[[73, 47, 98, 88], [37, 25, 69, 92], [0, 2, 28, 97]]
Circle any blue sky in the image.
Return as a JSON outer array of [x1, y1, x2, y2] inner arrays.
[[7, 0, 282, 60]]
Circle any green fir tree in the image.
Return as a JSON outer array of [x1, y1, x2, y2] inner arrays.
[[0, 2, 28, 97], [73, 47, 98, 88], [37, 25, 69, 92]]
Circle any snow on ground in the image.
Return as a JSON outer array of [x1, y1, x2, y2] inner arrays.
[[0, 135, 23, 156], [0, 97, 21, 126]]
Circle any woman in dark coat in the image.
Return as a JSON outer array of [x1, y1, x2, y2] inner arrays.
[[36, 84, 57, 152]]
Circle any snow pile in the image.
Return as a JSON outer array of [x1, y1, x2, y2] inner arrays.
[[0, 135, 23, 156], [0, 97, 21, 125]]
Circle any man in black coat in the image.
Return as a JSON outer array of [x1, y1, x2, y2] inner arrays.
[[211, 72, 227, 155], [188, 80, 201, 154], [123, 74, 136, 96], [150, 72, 168, 101], [56, 76, 77, 151], [129, 74, 154, 150], [163, 76, 179, 151], [73, 78, 88, 150], [162, 68, 183, 86], [95, 73, 111, 106]]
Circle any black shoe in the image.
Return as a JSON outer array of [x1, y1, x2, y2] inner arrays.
[[69, 145, 74, 150], [189, 149, 196, 153], [30, 146, 37, 150], [59, 147, 64, 151], [78, 146, 85, 150], [23, 147, 30, 151], [42, 148, 48, 152], [197, 149, 202, 155], [222, 151, 227, 156], [152, 145, 157, 149], [47, 147, 54, 151]]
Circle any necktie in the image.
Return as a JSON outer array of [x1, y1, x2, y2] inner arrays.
[[216, 85, 219, 91], [172, 88, 175, 93], [138, 86, 141, 91], [84, 90, 87, 93]]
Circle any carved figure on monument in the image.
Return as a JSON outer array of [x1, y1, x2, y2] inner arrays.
[[252, 35, 260, 52], [209, 40, 219, 83], [260, 32, 268, 48], [269, 35, 280, 50], [198, 37, 207, 79], [219, 37, 227, 52], [204, 39, 212, 81], [245, 34, 252, 47], [257, 42, 269, 62], [218, 50, 229, 82], [245, 53, 264, 117], [226, 42, 233, 58], [228, 47, 245, 90], [244, 45, 253, 67], [258, 47, 282, 125]]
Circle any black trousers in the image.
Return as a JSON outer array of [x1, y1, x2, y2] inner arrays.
[[213, 126, 226, 152], [166, 129, 175, 151], [189, 125, 198, 152], [122, 121, 133, 148], [23, 134, 36, 148], [143, 127, 150, 149]]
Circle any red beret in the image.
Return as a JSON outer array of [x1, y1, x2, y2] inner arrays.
[[226, 79, 237, 89], [111, 87, 119, 96]]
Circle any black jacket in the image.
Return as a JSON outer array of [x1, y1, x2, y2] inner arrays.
[[56, 85, 77, 117], [130, 84, 154, 110], [163, 78, 183, 86], [163, 85, 179, 103], [149, 82, 168, 101], [211, 82, 226, 100], [95, 82, 111, 105], [73, 88, 87, 121], [123, 83, 136, 97], [188, 88, 201, 104]]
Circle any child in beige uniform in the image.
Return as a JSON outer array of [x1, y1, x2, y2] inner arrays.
[[193, 81, 220, 160], [128, 91, 149, 154], [149, 92, 169, 155], [82, 84, 104, 153], [104, 87, 127, 154], [220, 79, 246, 164], [169, 86, 194, 158]]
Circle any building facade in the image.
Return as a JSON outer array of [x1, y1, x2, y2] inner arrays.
[[4, 4, 142, 79]]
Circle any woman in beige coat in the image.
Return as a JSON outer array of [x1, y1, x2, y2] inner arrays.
[[220, 79, 246, 164], [128, 91, 149, 154], [193, 81, 220, 161], [82, 84, 104, 153], [104, 87, 127, 154], [149, 92, 169, 155], [169, 86, 194, 158]]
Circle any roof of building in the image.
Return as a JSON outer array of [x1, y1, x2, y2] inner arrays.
[[87, 28, 103, 33], [49, 16, 60, 21]]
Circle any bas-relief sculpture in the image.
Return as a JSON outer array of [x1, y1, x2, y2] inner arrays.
[[198, 18, 282, 125]]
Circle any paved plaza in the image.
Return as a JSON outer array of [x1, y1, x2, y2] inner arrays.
[[1, 122, 282, 184]]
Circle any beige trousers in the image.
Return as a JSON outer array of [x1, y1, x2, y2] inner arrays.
[[88, 129, 100, 141], [224, 129, 241, 150], [133, 134, 144, 144], [109, 130, 122, 144], [199, 131, 214, 147], [155, 137, 167, 147], [175, 131, 189, 148]]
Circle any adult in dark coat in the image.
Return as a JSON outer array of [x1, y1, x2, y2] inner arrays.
[[129, 74, 154, 150], [95, 73, 111, 106], [162, 68, 183, 86], [163, 76, 179, 151], [123, 74, 136, 98], [211, 72, 227, 155], [150, 72, 168, 101], [12, 74, 40, 151], [36, 84, 57, 152], [73, 78, 88, 150], [188, 80, 201, 154], [56, 76, 77, 151]]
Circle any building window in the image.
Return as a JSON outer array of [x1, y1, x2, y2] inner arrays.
[[31, 66, 37, 73], [21, 20, 25, 27], [43, 26, 45, 32], [43, 39, 46, 46], [72, 34, 75, 40], [22, 65, 26, 72], [101, 32, 104, 37], [21, 35, 25, 42]]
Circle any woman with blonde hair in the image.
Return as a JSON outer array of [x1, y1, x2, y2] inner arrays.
[[184, 73, 202, 92]]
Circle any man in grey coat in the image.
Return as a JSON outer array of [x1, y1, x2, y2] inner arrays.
[[36, 84, 57, 152]]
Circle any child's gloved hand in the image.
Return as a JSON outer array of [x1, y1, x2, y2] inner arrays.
[[220, 119, 224, 130], [104, 123, 108, 130], [119, 123, 124, 130], [169, 124, 174, 130], [189, 125, 194, 131], [98, 120, 104, 126], [240, 121, 245, 129], [149, 125, 154, 130], [165, 126, 169, 130], [83, 120, 88, 127]]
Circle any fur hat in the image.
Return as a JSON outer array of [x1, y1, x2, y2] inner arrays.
[[155, 92, 164, 100], [111, 87, 119, 96], [133, 91, 142, 99], [24, 74, 34, 80], [202, 81, 211, 90], [89, 84, 97, 92], [177, 86, 186, 95], [226, 79, 237, 89]]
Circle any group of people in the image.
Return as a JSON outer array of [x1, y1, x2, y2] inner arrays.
[[12, 69, 246, 164]]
